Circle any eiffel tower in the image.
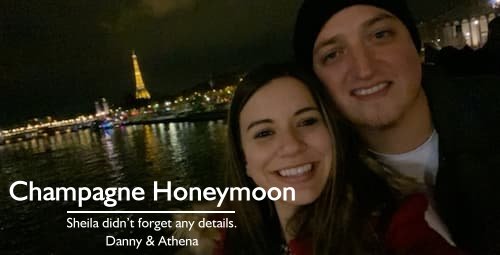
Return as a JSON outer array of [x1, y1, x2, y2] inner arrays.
[[132, 51, 151, 100]]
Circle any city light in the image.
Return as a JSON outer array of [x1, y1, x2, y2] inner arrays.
[[1, 77, 238, 145], [490, 0, 500, 8]]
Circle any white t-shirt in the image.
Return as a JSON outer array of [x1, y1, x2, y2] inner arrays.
[[371, 130, 455, 246]]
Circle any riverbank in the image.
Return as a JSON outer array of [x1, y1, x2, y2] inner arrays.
[[0, 110, 228, 146], [124, 110, 227, 125]]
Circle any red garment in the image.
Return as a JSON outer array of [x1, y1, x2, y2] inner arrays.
[[214, 194, 466, 254], [288, 238, 312, 255], [385, 193, 466, 255], [212, 229, 312, 255], [212, 229, 226, 255]]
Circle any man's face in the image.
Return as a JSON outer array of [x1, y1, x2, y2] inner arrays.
[[312, 5, 423, 129]]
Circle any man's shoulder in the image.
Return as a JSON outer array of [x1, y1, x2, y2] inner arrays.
[[422, 65, 500, 100], [423, 67, 500, 253], [421, 66, 500, 150]]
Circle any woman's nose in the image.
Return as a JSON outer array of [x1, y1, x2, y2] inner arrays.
[[278, 130, 306, 157]]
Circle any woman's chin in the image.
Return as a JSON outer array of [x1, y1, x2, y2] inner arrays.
[[281, 192, 321, 206]]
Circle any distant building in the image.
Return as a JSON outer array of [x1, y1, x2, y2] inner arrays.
[[101, 98, 110, 115], [419, 0, 499, 49], [95, 101, 103, 115], [95, 98, 110, 117]]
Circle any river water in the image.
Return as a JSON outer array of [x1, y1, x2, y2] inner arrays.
[[0, 121, 228, 254]]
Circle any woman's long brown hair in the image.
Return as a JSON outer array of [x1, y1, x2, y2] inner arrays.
[[223, 63, 410, 254]]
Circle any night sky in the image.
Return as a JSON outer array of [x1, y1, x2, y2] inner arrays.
[[1, 0, 441, 127]]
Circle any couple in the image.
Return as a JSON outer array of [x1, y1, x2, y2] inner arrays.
[[186, 0, 500, 254], [221, 63, 453, 255]]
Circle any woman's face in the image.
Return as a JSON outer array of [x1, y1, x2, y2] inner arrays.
[[239, 76, 333, 206]]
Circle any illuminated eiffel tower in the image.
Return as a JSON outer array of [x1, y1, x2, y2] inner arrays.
[[132, 51, 151, 100]]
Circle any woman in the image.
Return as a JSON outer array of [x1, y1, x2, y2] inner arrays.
[[222, 63, 409, 255]]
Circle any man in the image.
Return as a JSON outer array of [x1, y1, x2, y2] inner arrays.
[[474, 16, 500, 76], [293, 0, 500, 254]]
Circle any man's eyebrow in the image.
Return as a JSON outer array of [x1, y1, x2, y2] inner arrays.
[[362, 13, 396, 28], [246, 119, 272, 131], [314, 36, 340, 54], [314, 13, 396, 53]]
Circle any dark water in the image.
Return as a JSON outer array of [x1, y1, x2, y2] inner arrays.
[[0, 121, 228, 254]]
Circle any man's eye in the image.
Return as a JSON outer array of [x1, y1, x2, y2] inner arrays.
[[322, 48, 345, 64], [298, 117, 319, 127], [254, 130, 273, 139], [374, 30, 393, 39], [324, 51, 338, 61], [322, 49, 342, 63]]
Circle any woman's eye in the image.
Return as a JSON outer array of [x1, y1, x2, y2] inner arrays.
[[298, 117, 319, 127], [253, 130, 273, 139]]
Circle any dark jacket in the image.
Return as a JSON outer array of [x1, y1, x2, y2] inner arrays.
[[423, 66, 500, 254]]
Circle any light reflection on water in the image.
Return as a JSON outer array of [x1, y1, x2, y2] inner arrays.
[[0, 121, 227, 254]]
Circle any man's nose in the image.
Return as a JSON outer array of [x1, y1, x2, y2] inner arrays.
[[350, 45, 376, 80]]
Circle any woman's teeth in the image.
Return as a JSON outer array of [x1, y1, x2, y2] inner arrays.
[[279, 164, 312, 177], [352, 82, 389, 96]]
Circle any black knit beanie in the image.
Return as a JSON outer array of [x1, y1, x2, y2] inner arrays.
[[293, 0, 421, 69]]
